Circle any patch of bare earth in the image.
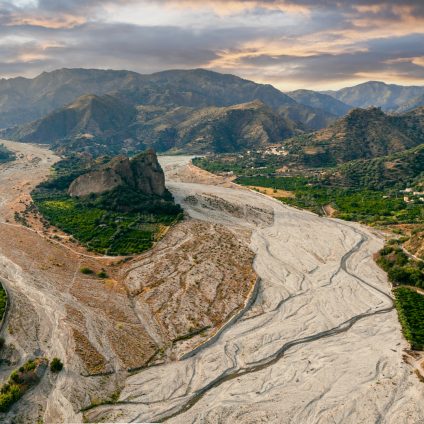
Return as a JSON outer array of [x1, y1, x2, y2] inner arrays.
[[161, 160, 239, 188], [323, 203, 337, 217], [124, 220, 257, 360], [248, 186, 295, 199]]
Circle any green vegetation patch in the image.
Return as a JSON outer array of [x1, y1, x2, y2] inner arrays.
[[193, 156, 277, 176], [236, 176, 423, 225], [394, 287, 424, 350], [376, 245, 424, 288], [50, 357, 63, 373], [34, 192, 181, 256], [0, 358, 47, 412], [32, 158, 183, 256], [0, 282, 7, 323]]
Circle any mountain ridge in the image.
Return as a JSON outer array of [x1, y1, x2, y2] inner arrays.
[[285, 106, 424, 166], [323, 80, 424, 111]]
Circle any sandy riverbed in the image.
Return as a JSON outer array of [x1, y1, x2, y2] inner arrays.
[[85, 156, 424, 423], [0, 142, 423, 423]]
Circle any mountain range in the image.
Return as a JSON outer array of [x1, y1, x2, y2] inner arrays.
[[323, 81, 424, 112], [1, 68, 424, 156]]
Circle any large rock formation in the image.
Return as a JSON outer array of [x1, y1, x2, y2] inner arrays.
[[68, 149, 165, 197]]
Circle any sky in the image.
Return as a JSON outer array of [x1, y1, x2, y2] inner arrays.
[[1, 0, 424, 90]]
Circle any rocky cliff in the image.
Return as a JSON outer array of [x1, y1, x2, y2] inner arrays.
[[68, 149, 165, 197]]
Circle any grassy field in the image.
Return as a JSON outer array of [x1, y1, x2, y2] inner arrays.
[[394, 287, 424, 350]]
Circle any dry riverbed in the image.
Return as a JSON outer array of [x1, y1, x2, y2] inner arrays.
[[0, 141, 422, 423], [85, 157, 424, 423], [0, 141, 257, 423]]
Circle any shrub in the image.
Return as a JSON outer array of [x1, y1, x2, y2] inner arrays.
[[380, 246, 394, 255], [10, 371, 21, 384], [80, 267, 94, 275], [23, 360, 36, 372], [0, 391, 14, 412], [97, 271, 108, 279], [50, 357, 63, 373], [0, 383, 21, 412]]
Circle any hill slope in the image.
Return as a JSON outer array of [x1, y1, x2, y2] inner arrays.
[[137, 68, 297, 109], [0, 68, 140, 128], [167, 100, 295, 153], [6, 94, 136, 146], [285, 106, 424, 166], [5, 98, 295, 154], [287, 89, 351, 116], [328, 143, 424, 190], [395, 94, 424, 113], [278, 103, 337, 131]]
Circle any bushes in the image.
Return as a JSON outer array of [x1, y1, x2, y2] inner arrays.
[[394, 287, 424, 350], [376, 245, 424, 288], [0, 283, 7, 323], [80, 267, 94, 275], [0, 358, 46, 413], [50, 358, 63, 373], [0, 144, 15, 164], [0, 384, 21, 412]]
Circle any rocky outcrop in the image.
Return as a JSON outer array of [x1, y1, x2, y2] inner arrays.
[[68, 149, 165, 197]]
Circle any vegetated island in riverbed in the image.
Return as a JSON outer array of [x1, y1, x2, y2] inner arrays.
[[32, 150, 183, 256]]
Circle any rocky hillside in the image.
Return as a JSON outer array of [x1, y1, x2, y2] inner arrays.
[[1, 68, 327, 155], [6, 94, 136, 145], [69, 149, 165, 197], [285, 106, 424, 166], [324, 81, 424, 111], [135, 68, 297, 110], [0, 68, 141, 128], [136, 100, 296, 154], [278, 103, 337, 131], [327, 143, 424, 190], [395, 93, 424, 113], [287, 89, 351, 116], [5, 98, 297, 155]]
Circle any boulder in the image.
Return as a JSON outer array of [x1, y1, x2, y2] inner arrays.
[[68, 149, 165, 197]]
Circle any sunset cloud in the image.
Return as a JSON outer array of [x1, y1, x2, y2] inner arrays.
[[0, 0, 423, 90]]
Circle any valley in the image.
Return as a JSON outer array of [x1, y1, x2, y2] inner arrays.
[[0, 140, 422, 422]]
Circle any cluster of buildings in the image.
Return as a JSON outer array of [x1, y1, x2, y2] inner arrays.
[[401, 187, 424, 203]]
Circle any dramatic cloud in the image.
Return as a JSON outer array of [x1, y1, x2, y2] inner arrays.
[[1, 0, 424, 89]]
